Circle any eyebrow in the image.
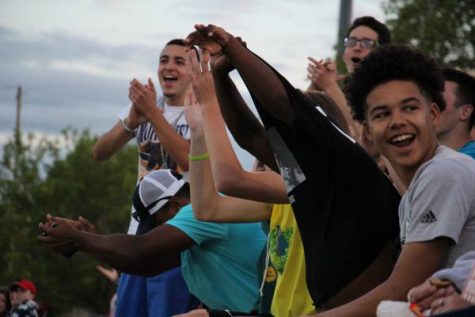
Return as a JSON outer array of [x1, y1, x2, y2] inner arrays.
[[368, 96, 422, 115], [368, 105, 388, 115], [399, 97, 421, 104]]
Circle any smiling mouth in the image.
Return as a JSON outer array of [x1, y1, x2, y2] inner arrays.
[[389, 133, 415, 147], [163, 75, 178, 82]]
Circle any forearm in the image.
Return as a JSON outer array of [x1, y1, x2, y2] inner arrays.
[[189, 126, 223, 221], [147, 107, 191, 171], [317, 240, 450, 317], [213, 71, 278, 170], [222, 37, 294, 124], [73, 231, 180, 276], [199, 100, 284, 203], [92, 122, 134, 161], [200, 97, 247, 193]]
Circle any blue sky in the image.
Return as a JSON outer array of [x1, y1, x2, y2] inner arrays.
[[0, 0, 385, 168]]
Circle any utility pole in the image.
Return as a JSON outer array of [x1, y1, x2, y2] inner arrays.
[[336, 0, 353, 67], [14, 85, 22, 179]]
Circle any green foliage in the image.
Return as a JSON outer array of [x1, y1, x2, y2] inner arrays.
[[383, 0, 475, 69], [0, 128, 137, 315]]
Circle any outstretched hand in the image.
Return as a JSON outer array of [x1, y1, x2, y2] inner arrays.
[[186, 24, 232, 56], [186, 48, 217, 107], [183, 87, 202, 132], [37, 215, 96, 254]]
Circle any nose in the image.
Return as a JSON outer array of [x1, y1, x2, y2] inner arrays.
[[352, 42, 363, 51], [163, 61, 176, 71], [389, 109, 407, 129]]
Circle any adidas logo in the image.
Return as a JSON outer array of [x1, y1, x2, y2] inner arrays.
[[420, 210, 437, 224]]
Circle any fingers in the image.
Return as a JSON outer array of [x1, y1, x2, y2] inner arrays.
[[430, 296, 446, 313], [189, 48, 201, 75], [131, 79, 146, 93], [336, 74, 346, 81], [308, 57, 322, 65], [323, 60, 336, 71], [235, 36, 247, 48], [184, 86, 193, 107], [147, 78, 156, 92], [78, 216, 96, 232], [307, 65, 325, 80], [201, 49, 211, 73], [206, 24, 217, 37], [189, 88, 197, 105], [46, 213, 54, 223]]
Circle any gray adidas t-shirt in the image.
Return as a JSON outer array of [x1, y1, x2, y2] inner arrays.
[[400, 145, 475, 268]]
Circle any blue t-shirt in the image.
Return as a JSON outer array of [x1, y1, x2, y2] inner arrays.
[[167, 204, 266, 312], [115, 268, 200, 317], [459, 140, 475, 159]]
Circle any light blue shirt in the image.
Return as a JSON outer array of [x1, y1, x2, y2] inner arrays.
[[458, 140, 475, 159], [167, 204, 266, 312]]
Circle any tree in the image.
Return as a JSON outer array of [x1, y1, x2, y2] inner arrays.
[[384, 0, 475, 69], [0, 128, 137, 315]]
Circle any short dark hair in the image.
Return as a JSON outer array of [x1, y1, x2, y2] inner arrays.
[[347, 16, 391, 45], [165, 38, 199, 60], [442, 68, 475, 127], [345, 45, 446, 122], [166, 39, 187, 47]]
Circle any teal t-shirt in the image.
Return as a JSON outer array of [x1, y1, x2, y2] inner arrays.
[[459, 140, 475, 159], [166, 204, 266, 312]]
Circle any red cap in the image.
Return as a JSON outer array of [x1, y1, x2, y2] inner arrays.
[[14, 280, 37, 295]]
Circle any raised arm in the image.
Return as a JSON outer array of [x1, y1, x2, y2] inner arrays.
[[38, 216, 192, 276], [306, 58, 362, 139], [129, 78, 191, 170], [211, 53, 278, 170], [185, 54, 272, 222], [189, 50, 287, 203], [186, 24, 295, 126], [92, 102, 145, 161]]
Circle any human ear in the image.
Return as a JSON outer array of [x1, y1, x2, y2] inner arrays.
[[363, 121, 374, 143], [430, 102, 441, 126], [459, 104, 473, 121]]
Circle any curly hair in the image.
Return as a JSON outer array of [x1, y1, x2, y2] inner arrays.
[[345, 45, 445, 122], [443, 68, 475, 127]]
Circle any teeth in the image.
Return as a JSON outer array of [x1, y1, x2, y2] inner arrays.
[[391, 134, 413, 142]]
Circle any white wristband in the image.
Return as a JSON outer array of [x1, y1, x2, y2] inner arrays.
[[121, 118, 137, 135]]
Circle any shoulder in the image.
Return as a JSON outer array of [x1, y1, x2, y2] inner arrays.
[[417, 146, 475, 181]]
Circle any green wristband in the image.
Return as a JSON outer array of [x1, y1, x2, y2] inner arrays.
[[189, 153, 209, 161]]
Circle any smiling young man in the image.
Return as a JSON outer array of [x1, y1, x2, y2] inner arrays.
[[311, 45, 475, 316], [91, 39, 197, 317]]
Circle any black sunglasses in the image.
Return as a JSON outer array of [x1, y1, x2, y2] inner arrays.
[[344, 37, 377, 49]]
